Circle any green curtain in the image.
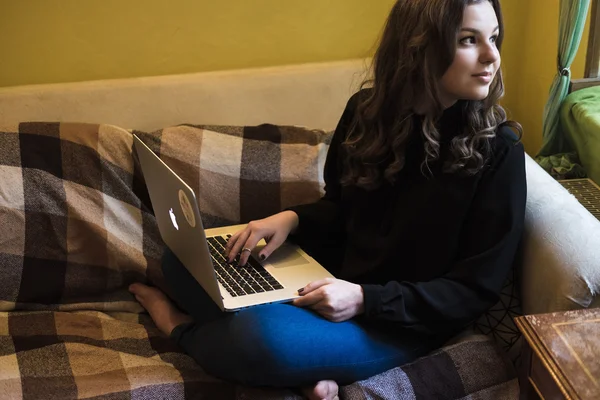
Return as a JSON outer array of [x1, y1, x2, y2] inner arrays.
[[537, 0, 590, 159]]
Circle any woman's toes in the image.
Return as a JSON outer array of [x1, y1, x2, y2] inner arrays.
[[302, 380, 338, 400]]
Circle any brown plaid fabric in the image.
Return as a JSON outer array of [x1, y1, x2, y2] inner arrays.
[[0, 122, 330, 312], [136, 124, 331, 229], [0, 308, 517, 400], [341, 335, 519, 400], [0, 310, 236, 399], [0, 122, 516, 399], [0, 122, 160, 313]]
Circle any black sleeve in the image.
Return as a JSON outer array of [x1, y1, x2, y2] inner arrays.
[[360, 126, 527, 336], [287, 92, 360, 243]]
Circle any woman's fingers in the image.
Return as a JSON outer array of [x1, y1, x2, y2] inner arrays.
[[238, 233, 263, 266], [227, 228, 251, 262], [225, 214, 292, 265], [225, 230, 241, 252], [292, 278, 335, 307], [256, 231, 286, 261], [292, 289, 324, 307], [298, 278, 334, 295]]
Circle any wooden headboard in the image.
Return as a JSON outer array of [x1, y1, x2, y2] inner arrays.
[[570, 76, 600, 92]]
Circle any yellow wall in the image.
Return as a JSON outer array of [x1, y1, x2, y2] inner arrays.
[[1, 0, 592, 155], [501, 0, 591, 154], [0, 0, 395, 88]]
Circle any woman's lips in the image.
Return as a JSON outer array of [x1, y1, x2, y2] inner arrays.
[[473, 72, 493, 83]]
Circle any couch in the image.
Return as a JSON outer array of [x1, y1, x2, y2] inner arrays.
[[0, 59, 599, 399]]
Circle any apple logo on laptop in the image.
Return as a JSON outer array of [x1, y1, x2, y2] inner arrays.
[[169, 208, 179, 230]]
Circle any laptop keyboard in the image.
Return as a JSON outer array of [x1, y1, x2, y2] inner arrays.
[[207, 235, 284, 297]]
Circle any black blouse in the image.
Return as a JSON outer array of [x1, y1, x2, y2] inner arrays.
[[289, 91, 527, 336]]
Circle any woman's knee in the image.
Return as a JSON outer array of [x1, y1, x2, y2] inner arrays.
[[231, 306, 300, 364]]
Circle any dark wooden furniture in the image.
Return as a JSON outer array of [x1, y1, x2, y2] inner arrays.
[[515, 308, 600, 400]]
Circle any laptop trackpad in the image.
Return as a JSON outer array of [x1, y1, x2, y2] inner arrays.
[[266, 244, 310, 268]]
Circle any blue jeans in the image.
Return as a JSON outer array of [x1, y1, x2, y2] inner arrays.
[[162, 248, 442, 387]]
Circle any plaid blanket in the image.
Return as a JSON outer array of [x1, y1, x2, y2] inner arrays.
[[0, 122, 517, 399]]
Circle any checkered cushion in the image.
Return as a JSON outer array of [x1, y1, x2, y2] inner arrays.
[[0, 122, 166, 313], [0, 310, 235, 399], [134, 124, 332, 229], [0, 309, 517, 399], [0, 122, 331, 312], [0, 122, 516, 399]]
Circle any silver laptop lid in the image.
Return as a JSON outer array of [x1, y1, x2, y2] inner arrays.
[[132, 135, 225, 310]]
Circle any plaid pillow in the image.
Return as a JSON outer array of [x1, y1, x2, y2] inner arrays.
[[134, 124, 332, 229], [0, 122, 332, 311], [0, 122, 166, 312]]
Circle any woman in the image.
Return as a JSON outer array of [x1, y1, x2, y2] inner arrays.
[[130, 0, 526, 399]]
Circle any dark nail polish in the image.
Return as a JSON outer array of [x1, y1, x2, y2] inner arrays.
[[260, 254, 266, 261], [298, 288, 304, 293]]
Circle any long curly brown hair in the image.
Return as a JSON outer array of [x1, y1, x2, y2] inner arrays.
[[341, 0, 522, 190]]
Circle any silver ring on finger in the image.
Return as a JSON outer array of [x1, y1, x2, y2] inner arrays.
[[241, 247, 252, 254]]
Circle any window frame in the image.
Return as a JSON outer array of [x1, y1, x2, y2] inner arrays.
[[572, 0, 600, 91], [585, 0, 600, 78]]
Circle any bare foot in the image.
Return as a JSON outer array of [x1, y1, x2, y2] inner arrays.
[[301, 380, 339, 400], [129, 283, 193, 336]]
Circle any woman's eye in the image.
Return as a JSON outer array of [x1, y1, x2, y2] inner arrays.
[[490, 35, 498, 43], [460, 36, 476, 45]]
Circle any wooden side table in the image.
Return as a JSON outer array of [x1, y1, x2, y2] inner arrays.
[[515, 308, 600, 399]]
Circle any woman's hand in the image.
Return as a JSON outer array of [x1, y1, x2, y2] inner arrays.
[[292, 278, 365, 322], [225, 211, 299, 266]]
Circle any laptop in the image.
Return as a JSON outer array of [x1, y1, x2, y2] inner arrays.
[[133, 135, 334, 311]]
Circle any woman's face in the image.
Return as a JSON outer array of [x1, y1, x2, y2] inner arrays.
[[439, 1, 501, 107]]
